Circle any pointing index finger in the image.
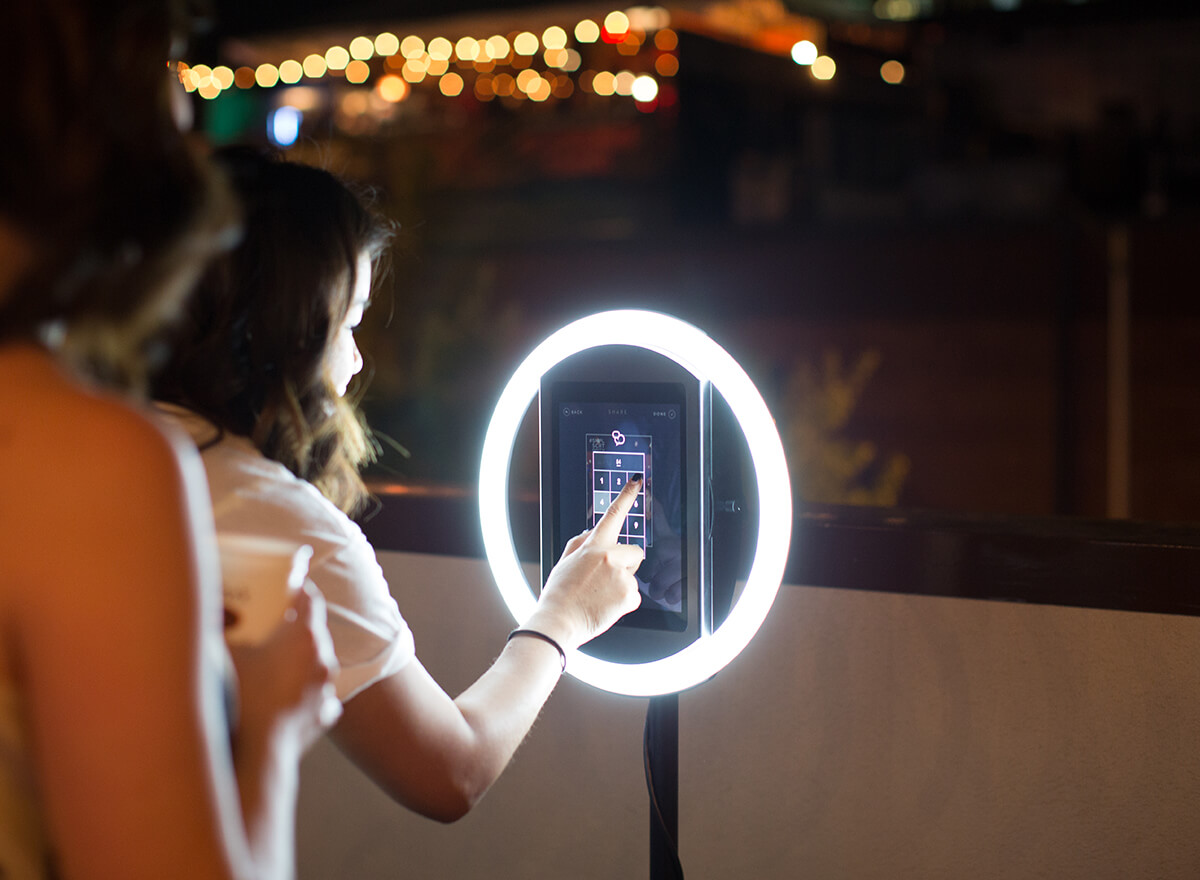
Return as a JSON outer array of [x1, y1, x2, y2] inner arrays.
[[589, 473, 644, 546]]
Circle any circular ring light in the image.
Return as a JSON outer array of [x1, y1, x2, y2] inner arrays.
[[480, 310, 791, 696]]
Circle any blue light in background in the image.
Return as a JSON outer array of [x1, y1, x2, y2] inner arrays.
[[268, 106, 302, 147]]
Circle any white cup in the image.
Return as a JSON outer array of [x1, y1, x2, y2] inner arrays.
[[217, 534, 314, 645]]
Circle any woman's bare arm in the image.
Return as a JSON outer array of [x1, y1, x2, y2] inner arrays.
[[2, 361, 331, 879], [8, 388, 256, 879], [329, 475, 644, 821]]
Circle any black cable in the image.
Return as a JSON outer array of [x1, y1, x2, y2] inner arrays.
[[644, 701, 685, 880]]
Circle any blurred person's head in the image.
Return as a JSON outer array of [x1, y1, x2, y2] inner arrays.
[[151, 147, 395, 515], [0, 0, 236, 389]]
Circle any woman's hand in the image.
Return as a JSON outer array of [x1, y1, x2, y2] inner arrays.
[[224, 583, 339, 875], [228, 582, 341, 753], [526, 475, 645, 651]]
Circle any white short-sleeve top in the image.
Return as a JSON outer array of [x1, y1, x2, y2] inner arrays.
[[159, 405, 415, 702]]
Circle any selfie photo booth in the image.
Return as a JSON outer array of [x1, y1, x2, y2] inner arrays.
[[479, 310, 792, 877]]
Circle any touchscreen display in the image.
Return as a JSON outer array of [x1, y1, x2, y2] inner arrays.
[[554, 391, 687, 630]]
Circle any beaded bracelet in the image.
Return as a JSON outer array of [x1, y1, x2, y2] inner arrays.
[[507, 628, 567, 674]]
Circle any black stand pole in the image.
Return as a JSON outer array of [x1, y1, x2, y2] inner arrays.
[[646, 693, 680, 880]]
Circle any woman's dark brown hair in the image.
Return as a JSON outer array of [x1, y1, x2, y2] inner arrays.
[[151, 147, 395, 515], [0, 0, 237, 389]]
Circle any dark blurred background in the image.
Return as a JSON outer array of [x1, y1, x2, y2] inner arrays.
[[186, 0, 1200, 521]]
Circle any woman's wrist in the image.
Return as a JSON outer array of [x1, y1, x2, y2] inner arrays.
[[506, 628, 567, 673], [519, 607, 579, 653]]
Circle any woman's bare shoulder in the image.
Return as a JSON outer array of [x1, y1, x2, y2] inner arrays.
[[0, 347, 200, 598], [0, 345, 185, 479]]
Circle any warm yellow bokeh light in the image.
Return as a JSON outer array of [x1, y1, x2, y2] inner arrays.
[[654, 28, 678, 51], [575, 19, 600, 43], [455, 37, 480, 61], [279, 85, 320, 111], [529, 77, 552, 102], [212, 66, 234, 89], [400, 35, 425, 59], [880, 59, 905, 84], [486, 35, 511, 60], [629, 5, 671, 31], [375, 32, 399, 56], [401, 59, 426, 83], [542, 26, 567, 50], [604, 11, 630, 36], [234, 67, 256, 88], [278, 60, 302, 84], [325, 46, 350, 70], [198, 80, 221, 100], [255, 63, 280, 88], [516, 68, 541, 93], [791, 40, 818, 65], [303, 54, 327, 78], [350, 36, 374, 60], [592, 71, 616, 95], [544, 48, 568, 68], [493, 72, 515, 96], [345, 59, 370, 83], [428, 57, 449, 76], [513, 31, 539, 55], [475, 74, 495, 99], [180, 67, 200, 91], [428, 37, 453, 60], [632, 74, 658, 102], [614, 70, 635, 96], [811, 55, 836, 80], [440, 72, 464, 96], [376, 74, 409, 102], [655, 54, 679, 77]]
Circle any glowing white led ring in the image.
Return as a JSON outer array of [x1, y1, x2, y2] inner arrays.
[[480, 310, 791, 696]]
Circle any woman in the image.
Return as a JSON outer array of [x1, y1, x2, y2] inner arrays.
[[0, 3, 338, 878], [152, 147, 644, 822]]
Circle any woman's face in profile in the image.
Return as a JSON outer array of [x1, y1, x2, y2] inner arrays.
[[327, 251, 371, 397]]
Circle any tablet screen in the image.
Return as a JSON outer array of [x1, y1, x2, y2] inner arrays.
[[552, 384, 688, 631]]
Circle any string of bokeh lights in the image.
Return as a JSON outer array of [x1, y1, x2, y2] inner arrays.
[[177, 7, 908, 141], [179, 11, 677, 109]]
